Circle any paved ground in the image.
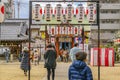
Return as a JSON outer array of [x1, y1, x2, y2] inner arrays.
[[0, 61, 46, 80], [0, 60, 120, 80], [42, 62, 70, 80], [42, 62, 120, 80]]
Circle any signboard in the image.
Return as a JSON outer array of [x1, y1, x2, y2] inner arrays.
[[59, 37, 72, 42]]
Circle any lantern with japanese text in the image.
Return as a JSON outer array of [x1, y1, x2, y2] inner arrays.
[[55, 4, 63, 21], [65, 4, 74, 21], [86, 4, 96, 22], [76, 4, 85, 23], [44, 4, 53, 21], [34, 4, 42, 21]]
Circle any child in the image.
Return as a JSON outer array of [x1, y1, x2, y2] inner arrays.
[[68, 52, 93, 80]]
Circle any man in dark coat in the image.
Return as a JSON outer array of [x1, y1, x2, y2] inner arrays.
[[44, 44, 57, 80], [20, 47, 29, 76], [68, 52, 93, 80]]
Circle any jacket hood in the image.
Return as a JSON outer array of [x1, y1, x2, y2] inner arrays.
[[72, 60, 87, 69]]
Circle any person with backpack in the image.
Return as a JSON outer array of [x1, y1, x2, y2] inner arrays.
[[68, 52, 93, 80], [44, 44, 57, 80]]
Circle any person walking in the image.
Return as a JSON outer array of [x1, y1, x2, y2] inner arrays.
[[44, 44, 57, 80], [63, 49, 69, 62], [59, 48, 64, 62], [69, 43, 80, 62], [33, 49, 39, 66], [20, 47, 30, 76], [68, 52, 93, 80], [4, 49, 10, 63]]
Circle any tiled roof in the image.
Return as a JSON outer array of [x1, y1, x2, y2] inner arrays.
[[0, 22, 28, 41]]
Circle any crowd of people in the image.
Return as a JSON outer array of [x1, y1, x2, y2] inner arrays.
[[3, 43, 93, 80]]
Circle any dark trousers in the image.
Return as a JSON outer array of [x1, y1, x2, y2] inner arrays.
[[47, 68, 55, 80]]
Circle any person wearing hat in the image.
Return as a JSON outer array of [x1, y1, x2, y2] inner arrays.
[[68, 52, 93, 80], [20, 47, 30, 76]]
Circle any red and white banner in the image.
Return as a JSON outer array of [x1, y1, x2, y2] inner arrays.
[[90, 48, 114, 66]]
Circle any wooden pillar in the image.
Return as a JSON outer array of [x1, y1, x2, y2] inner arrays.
[[55, 37, 59, 56], [72, 37, 74, 48]]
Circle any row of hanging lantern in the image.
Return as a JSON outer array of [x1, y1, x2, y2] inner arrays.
[[47, 25, 82, 36], [32, 3, 96, 22]]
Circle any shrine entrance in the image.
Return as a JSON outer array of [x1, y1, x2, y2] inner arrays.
[[59, 42, 71, 50], [54, 37, 74, 54]]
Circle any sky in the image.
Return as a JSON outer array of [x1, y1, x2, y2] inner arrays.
[[13, 0, 88, 18], [14, 0, 29, 18]]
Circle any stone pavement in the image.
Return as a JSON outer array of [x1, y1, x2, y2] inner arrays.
[[42, 62, 71, 80]]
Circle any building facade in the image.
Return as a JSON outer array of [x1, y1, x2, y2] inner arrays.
[[90, 0, 120, 46]]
